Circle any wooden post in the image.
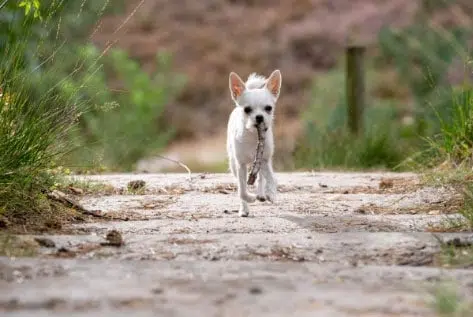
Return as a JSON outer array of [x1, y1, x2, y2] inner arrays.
[[346, 45, 365, 135]]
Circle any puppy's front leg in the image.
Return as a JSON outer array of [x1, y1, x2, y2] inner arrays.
[[237, 163, 256, 203], [236, 163, 255, 217], [260, 159, 277, 203]]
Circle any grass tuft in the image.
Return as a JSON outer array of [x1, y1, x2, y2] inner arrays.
[[0, 1, 116, 232], [431, 282, 473, 317]]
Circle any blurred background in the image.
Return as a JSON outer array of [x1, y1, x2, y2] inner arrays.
[[2, 0, 473, 174]]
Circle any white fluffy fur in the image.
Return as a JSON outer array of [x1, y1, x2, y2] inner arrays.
[[226, 70, 282, 217], [245, 73, 267, 89]]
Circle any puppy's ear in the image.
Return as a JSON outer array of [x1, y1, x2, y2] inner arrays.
[[229, 72, 246, 101], [265, 69, 282, 100]]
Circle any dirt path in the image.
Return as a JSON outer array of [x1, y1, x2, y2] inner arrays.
[[1, 172, 473, 316]]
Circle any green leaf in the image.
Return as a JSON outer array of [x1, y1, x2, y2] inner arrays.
[[18, 0, 41, 20]]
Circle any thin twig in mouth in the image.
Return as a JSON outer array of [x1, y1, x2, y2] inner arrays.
[[247, 122, 267, 185]]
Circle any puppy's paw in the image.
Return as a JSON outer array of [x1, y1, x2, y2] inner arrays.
[[239, 206, 249, 217], [256, 195, 266, 202], [265, 194, 276, 203], [264, 186, 277, 204]]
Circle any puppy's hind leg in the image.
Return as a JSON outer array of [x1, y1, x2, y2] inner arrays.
[[260, 159, 277, 203], [256, 172, 266, 202]]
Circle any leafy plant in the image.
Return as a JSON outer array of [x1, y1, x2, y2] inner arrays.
[[0, 0, 123, 231], [420, 87, 473, 167], [295, 66, 416, 170], [377, 2, 472, 137], [295, 101, 407, 170], [70, 47, 187, 171], [18, 0, 41, 19], [431, 282, 473, 317]]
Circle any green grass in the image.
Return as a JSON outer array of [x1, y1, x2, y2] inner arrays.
[[417, 85, 473, 232], [54, 176, 117, 196], [431, 282, 473, 317], [294, 60, 473, 173], [0, 0, 185, 230], [0, 1, 116, 231], [295, 0, 473, 173], [457, 183, 473, 230], [420, 169, 473, 233], [435, 239, 473, 269], [66, 47, 186, 172], [414, 87, 473, 170], [294, 65, 419, 171], [294, 123, 406, 170]]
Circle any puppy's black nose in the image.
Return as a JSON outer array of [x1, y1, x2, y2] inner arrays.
[[255, 115, 264, 124]]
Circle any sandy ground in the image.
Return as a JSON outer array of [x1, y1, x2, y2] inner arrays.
[[1, 172, 473, 316]]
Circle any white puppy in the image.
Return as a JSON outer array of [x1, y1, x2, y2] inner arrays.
[[226, 69, 282, 217]]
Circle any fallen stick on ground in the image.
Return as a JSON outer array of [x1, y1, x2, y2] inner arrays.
[[47, 189, 107, 218], [247, 122, 267, 185], [155, 154, 193, 181]]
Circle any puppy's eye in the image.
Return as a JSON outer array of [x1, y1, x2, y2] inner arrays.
[[244, 106, 252, 114], [264, 105, 272, 112]]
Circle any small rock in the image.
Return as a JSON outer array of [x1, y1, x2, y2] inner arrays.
[[379, 178, 394, 190], [34, 237, 56, 248], [318, 183, 328, 188], [151, 288, 163, 294], [55, 247, 76, 258], [127, 180, 146, 191], [203, 254, 219, 261], [0, 217, 9, 228], [223, 209, 238, 214], [68, 186, 84, 195], [292, 256, 305, 262], [354, 208, 366, 214], [249, 286, 262, 295], [104, 230, 124, 247]]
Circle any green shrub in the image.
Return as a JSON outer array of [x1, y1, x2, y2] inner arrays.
[[0, 4, 76, 224], [68, 47, 187, 171], [296, 1, 473, 172], [1, 1, 184, 173], [294, 65, 417, 170], [295, 99, 409, 170], [418, 86, 473, 168], [0, 0, 126, 230], [376, 2, 472, 139]]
